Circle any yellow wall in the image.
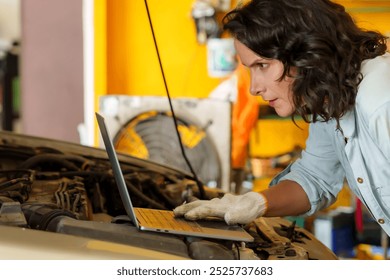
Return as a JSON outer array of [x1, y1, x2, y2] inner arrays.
[[104, 0, 222, 98], [94, 0, 107, 111], [339, 1, 390, 35], [93, 0, 107, 144], [249, 119, 309, 158]]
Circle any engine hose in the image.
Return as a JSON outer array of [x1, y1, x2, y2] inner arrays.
[[18, 154, 80, 171], [21, 204, 76, 231]]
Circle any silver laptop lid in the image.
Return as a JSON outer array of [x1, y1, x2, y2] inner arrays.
[[95, 112, 139, 228]]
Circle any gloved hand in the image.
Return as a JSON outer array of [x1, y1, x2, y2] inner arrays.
[[173, 192, 267, 225]]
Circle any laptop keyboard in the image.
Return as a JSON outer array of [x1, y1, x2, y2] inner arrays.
[[135, 208, 204, 232]]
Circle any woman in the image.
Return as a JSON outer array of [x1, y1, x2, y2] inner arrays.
[[174, 0, 390, 236]]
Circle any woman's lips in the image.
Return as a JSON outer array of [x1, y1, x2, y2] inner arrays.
[[268, 98, 277, 107]]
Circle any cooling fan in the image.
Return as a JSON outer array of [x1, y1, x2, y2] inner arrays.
[[113, 110, 222, 187], [99, 95, 232, 191]]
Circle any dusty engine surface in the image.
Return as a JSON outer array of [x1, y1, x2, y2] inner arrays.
[[0, 131, 337, 260]]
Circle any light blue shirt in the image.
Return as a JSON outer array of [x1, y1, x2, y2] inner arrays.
[[271, 53, 390, 236]]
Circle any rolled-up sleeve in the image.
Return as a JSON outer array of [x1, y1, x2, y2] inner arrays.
[[270, 121, 345, 215]]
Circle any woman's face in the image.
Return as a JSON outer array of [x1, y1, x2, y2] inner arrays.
[[234, 39, 295, 117]]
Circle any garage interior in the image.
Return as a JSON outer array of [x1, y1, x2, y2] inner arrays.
[[0, 0, 389, 260]]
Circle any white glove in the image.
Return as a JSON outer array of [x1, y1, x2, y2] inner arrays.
[[173, 192, 267, 225]]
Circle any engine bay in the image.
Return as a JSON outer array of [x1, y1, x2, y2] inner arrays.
[[0, 131, 337, 260]]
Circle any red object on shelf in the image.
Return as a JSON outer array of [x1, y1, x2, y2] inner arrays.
[[355, 198, 363, 233]]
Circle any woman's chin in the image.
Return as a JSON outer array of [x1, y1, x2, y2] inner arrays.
[[274, 108, 294, 118]]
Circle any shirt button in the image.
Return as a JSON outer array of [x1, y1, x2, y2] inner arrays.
[[378, 219, 385, 224], [357, 177, 364, 184]]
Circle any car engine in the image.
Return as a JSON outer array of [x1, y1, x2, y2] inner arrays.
[[0, 131, 337, 260]]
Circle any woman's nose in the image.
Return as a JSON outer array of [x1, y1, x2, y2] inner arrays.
[[249, 75, 265, 96], [250, 88, 265, 96]]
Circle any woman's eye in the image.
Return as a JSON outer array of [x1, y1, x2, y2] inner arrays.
[[255, 63, 268, 69]]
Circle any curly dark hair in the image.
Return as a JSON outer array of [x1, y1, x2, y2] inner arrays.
[[223, 0, 388, 123]]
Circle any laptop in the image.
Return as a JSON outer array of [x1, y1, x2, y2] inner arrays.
[[96, 112, 254, 242]]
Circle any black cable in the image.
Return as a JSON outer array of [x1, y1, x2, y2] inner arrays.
[[125, 178, 167, 210], [144, 0, 206, 199], [235, 242, 241, 260]]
